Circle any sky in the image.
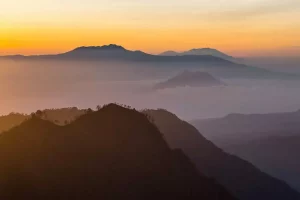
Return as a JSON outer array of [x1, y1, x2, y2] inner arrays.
[[1, 0, 300, 56]]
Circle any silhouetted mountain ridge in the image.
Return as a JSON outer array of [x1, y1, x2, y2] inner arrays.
[[0, 113, 28, 133], [0, 104, 236, 200], [224, 135, 300, 192], [2, 44, 299, 80], [73, 44, 126, 51], [191, 110, 300, 192], [191, 110, 300, 144], [145, 109, 300, 200], [0, 107, 86, 133], [160, 48, 235, 61], [0, 44, 236, 64]]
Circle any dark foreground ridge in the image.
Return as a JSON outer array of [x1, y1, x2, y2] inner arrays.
[[0, 104, 236, 200], [145, 109, 300, 200]]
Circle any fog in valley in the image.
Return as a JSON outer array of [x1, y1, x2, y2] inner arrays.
[[1, 59, 300, 120], [3, 0, 300, 198], [1, 52, 300, 197]]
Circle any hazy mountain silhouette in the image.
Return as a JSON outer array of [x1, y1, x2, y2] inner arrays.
[[37, 107, 86, 125], [159, 51, 179, 56], [1, 45, 234, 66], [224, 135, 300, 192], [191, 110, 300, 192], [61, 44, 151, 61], [0, 113, 28, 133], [1, 44, 298, 80], [1, 44, 234, 64], [191, 110, 300, 144], [153, 70, 224, 90], [160, 48, 235, 61], [0, 104, 237, 200], [0, 108, 86, 133], [145, 109, 300, 200]]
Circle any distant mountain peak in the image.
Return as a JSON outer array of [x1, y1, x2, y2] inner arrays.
[[188, 48, 221, 54], [190, 47, 214, 51], [73, 44, 126, 51], [159, 48, 234, 61], [153, 70, 224, 90], [186, 48, 230, 55], [159, 51, 179, 56]]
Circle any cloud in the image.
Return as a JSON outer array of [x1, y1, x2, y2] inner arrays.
[[213, 0, 300, 20]]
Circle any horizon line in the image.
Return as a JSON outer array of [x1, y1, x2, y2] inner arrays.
[[0, 44, 299, 58]]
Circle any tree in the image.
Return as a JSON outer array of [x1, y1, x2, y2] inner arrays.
[[35, 110, 43, 118], [96, 105, 102, 111], [86, 108, 93, 114]]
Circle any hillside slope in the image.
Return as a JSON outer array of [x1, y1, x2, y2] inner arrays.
[[145, 109, 300, 200], [224, 135, 300, 192], [0, 104, 236, 200]]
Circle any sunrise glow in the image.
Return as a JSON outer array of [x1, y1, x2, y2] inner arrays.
[[1, 0, 300, 56]]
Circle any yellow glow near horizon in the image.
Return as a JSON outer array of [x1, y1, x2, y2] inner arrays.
[[1, 0, 300, 56]]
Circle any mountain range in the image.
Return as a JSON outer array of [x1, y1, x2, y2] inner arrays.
[[0, 104, 236, 200], [225, 135, 300, 193], [0, 105, 300, 199], [191, 110, 300, 144], [191, 110, 300, 192], [145, 109, 300, 200], [1, 44, 234, 64], [159, 48, 235, 61], [1, 44, 297, 80]]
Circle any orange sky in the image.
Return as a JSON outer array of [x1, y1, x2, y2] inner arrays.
[[1, 0, 300, 56]]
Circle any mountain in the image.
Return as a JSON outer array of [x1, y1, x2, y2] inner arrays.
[[191, 110, 300, 145], [37, 107, 86, 125], [159, 51, 179, 56], [224, 135, 300, 192], [144, 109, 300, 200], [153, 70, 224, 90], [191, 110, 300, 192], [61, 44, 150, 61], [2, 44, 297, 80], [0, 113, 28, 133], [0, 104, 236, 200], [1, 44, 234, 64], [0, 108, 86, 133], [160, 48, 235, 61]]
